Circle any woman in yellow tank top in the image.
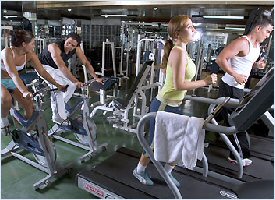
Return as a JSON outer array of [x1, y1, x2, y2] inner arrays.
[[133, 15, 217, 187]]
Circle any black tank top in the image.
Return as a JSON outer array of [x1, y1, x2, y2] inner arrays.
[[39, 40, 76, 69]]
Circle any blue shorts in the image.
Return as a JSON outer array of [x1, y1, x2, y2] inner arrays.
[[1, 79, 17, 92], [1, 72, 38, 93]]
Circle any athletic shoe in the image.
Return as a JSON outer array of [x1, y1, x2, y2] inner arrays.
[[1, 118, 10, 135], [242, 158, 252, 167], [133, 168, 154, 186], [1, 117, 9, 128], [228, 157, 252, 167], [168, 173, 180, 187]]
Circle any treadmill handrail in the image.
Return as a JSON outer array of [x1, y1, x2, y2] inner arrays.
[[204, 123, 236, 133], [136, 112, 182, 199], [184, 95, 240, 108], [136, 111, 240, 199]]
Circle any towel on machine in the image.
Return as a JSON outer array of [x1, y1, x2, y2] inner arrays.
[[153, 111, 205, 170]]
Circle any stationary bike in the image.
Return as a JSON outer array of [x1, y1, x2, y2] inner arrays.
[[1, 81, 69, 190], [48, 78, 118, 163]]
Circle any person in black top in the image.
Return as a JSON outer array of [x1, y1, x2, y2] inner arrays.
[[39, 33, 102, 124]]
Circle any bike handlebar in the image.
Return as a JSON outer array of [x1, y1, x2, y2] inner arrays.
[[33, 85, 69, 97]]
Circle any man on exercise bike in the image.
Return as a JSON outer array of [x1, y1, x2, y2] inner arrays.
[[39, 32, 102, 124]]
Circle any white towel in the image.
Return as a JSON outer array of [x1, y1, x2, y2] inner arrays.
[[181, 116, 205, 169], [154, 111, 189, 164], [153, 111, 205, 170]]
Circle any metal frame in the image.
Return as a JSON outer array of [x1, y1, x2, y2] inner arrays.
[[90, 62, 159, 133], [100, 40, 116, 77], [1, 84, 69, 190], [48, 85, 107, 163]]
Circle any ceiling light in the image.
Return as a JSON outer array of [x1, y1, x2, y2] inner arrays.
[[68, 9, 72, 12], [101, 14, 127, 17], [204, 16, 244, 20], [225, 27, 245, 31], [3, 16, 18, 19]]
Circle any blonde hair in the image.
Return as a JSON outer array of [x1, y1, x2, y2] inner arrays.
[[161, 15, 190, 69]]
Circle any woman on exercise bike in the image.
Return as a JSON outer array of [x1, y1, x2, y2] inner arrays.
[[1, 30, 66, 133]]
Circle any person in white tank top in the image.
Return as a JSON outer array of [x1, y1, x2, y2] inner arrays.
[[1, 30, 66, 133], [215, 8, 273, 167]]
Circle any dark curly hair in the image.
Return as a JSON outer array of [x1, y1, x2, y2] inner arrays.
[[66, 32, 81, 46], [10, 30, 34, 47]]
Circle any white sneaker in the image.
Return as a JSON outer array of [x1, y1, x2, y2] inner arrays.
[[1, 117, 10, 135], [228, 157, 252, 167], [242, 158, 252, 167], [1, 117, 9, 128], [133, 168, 154, 186]]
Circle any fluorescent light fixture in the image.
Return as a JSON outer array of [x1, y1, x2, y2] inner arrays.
[[225, 27, 245, 31], [3, 16, 18, 19], [193, 23, 202, 26], [204, 16, 244, 20], [101, 14, 127, 18]]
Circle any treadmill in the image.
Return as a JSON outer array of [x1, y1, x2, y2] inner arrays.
[[78, 147, 239, 199], [77, 68, 274, 199], [77, 147, 273, 199]]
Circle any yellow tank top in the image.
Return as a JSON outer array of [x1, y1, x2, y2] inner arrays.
[[157, 46, 196, 104]]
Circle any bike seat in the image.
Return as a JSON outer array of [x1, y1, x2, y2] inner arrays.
[[112, 98, 128, 109], [89, 77, 119, 92], [89, 81, 104, 91], [103, 77, 119, 90]]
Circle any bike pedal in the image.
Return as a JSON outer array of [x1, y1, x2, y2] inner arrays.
[[26, 130, 37, 137]]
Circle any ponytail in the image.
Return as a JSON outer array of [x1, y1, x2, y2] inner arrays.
[[161, 39, 174, 69]]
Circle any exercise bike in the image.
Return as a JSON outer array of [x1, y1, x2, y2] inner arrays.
[[1, 82, 69, 190], [48, 77, 118, 163]]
